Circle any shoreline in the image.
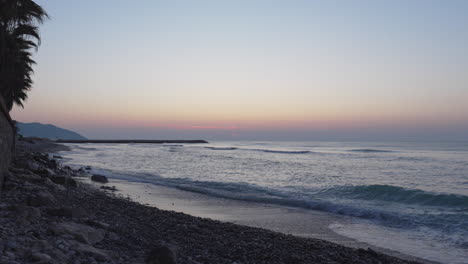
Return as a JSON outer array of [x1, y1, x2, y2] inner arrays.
[[83, 178, 436, 264], [0, 139, 426, 263]]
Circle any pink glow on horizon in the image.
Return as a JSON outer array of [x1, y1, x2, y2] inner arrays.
[[190, 125, 238, 130], [19, 116, 467, 133]]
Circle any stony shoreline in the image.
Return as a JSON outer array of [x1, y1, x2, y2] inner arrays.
[[0, 141, 422, 264]]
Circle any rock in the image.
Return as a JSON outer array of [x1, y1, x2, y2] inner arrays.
[[47, 248, 68, 263], [44, 178, 67, 191], [85, 220, 110, 229], [17, 173, 43, 183], [100, 186, 117, 191], [33, 154, 49, 164], [47, 159, 59, 169], [91, 174, 108, 183], [145, 244, 177, 264], [27, 190, 56, 207], [31, 252, 52, 262], [0, 204, 15, 211], [31, 240, 51, 251], [73, 242, 110, 261], [8, 167, 34, 175], [50, 176, 77, 188], [45, 207, 86, 219], [85, 166, 92, 170], [106, 232, 120, 241], [49, 222, 105, 245], [34, 167, 56, 176], [2, 180, 18, 191], [5, 240, 17, 250], [13, 205, 41, 223], [25, 161, 41, 172]]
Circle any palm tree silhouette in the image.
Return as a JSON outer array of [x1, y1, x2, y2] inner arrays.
[[0, 0, 48, 111]]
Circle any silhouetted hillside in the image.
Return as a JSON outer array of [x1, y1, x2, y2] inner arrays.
[[17, 122, 86, 140]]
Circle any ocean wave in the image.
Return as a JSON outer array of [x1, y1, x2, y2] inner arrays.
[[80, 168, 468, 241], [71, 146, 98, 151], [320, 184, 468, 208], [175, 183, 399, 219], [205, 147, 238, 150], [204, 146, 312, 154], [349, 149, 393, 153], [167, 182, 468, 240], [252, 149, 311, 154], [95, 167, 467, 211], [396, 156, 427, 161]]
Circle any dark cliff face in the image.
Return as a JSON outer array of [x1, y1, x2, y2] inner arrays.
[[17, 122, 86, 140], [0, 97, 14, 195]]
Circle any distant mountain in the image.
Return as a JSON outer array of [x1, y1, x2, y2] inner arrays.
[[17, 122, 87, 140]]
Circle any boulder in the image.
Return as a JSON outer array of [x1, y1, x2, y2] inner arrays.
[[17, 173, 43, 183], [85, 220, 110, 229], [49, 222, 105, 245], [47, 159, 59, 169], [25, 161, 41, 172], [31, 252, 52, 263], [13, 205, 41, 225], [27, 190, 56, 207], [145, 244, 177, 264], [100, 186, 117, 191], [8, 167, 34, 175], [31, 240, 52, 252], [91, 174, 108, 183], [45, 207, 87, 219], [73, 242, 110, 261], [33, 154, 49, 164], [34, 167, 56, 176], [51, 176, 77, 188], [44, 178, 66, 191]]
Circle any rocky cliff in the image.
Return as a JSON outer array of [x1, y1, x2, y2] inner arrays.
[[0, 96, 15, 196]]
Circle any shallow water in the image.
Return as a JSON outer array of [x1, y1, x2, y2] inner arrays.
[[60, 141, 468, 264]]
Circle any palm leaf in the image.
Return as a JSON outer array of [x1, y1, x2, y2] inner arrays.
[[0, 0, 47, 110]]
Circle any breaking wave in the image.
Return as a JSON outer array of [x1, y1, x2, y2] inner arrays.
[[349, 149, 393, 153], [319, 184, 468, 208], [204, 146, 311, 154]]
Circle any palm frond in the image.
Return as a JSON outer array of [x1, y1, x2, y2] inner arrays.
[[0, 0, 47, 110]]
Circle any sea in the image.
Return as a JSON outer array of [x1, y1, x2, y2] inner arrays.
[[59, 141, 468, 264]]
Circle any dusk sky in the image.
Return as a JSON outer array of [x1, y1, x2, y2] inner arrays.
[[12, 0, 468, 140]]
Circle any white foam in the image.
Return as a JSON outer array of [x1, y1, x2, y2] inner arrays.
[[331, 221, 468, 264]]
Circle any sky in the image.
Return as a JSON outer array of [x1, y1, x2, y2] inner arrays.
[[11, 0, 468, 140]]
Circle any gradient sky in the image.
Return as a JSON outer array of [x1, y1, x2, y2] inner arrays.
[[11, 0, 468, 140]]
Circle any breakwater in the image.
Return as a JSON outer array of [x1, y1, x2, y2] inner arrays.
[[55, 139, 208, 144]]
